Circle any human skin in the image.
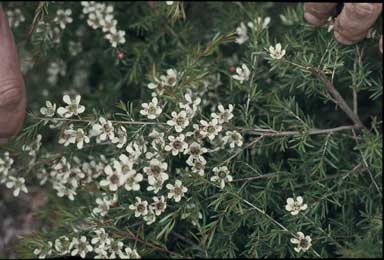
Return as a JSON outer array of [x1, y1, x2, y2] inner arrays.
[[0, 7, 26, 144], [0, 4, 382, 144]]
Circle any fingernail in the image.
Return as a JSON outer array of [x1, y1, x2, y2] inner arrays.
[[0, 138, 9, 144], [304, 12, 324, 26]]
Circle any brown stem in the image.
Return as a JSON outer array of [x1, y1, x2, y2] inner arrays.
[[310, 68, 364, 128]]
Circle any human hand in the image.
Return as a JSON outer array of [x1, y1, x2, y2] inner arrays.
[[304, 3, 383, 53], [0, 7, 26, 144]]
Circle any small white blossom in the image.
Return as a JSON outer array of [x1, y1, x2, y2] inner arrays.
[[285, 196, 308, 215], [33, 242, 53, 259], [232, 64, 250, 84], [190, 157, 206, 176], [100, 14, 118, 33], [54, 9, 73, 30], [140, 97, 162, 119], [70, 236, 93, 258], [211, 104, 234, 123], [124, 169, 143, 191], [57, 95, 85, 118], [165, 134, 188, 156], [93, 195, 116, 216], [150, 195, 167, 216], [144, 159, 169, 185], [54, 236, 70, 255], [109, 240, 124, 258], [179, 93, 201, 118], [40, 101, 56, 117], [185, 142, 207, 166], [65, 128, 90, 149], [223, 130, 243, 148], [166, 180, 188, 202], [160, 69, 178, 87], [120, 247, 140, 259], [105, 28, 126, 48], [91, 228, 111, 246], [200, 119, 222, 141], [211, 166, 233, 189], [235, 22, 249, 45], [167, 111, 190, 133], [129, 197, 149, 217], [290, 232, 312, 253], [112, 126, 128, 148], [100, 161, 126, 191], [91, 117, 115, 142], [6, 176, 28, 197], [166, 1, 174, 5], [268, 43, 286, 60]]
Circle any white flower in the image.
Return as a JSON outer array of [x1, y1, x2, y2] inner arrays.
[[120, 247, 140, 259], [91, 117, 115, 142], [147, 81, 167, 96], [140, 97, 162, 120], [211, 166, 233, 189], [100, 161, 126, 191], [40, 101, 56, 117], [223, 130, 243, 148], [235, 22, 249, 45], [232, 64, 250, 84], [290, 232, 312, 253], [146, 177, 165, 194], [247, 16, 271, 31], [185, 142, 207, 165], [94, 247, 109, 259], [112, 126, 128, 148], [285, 196, 308, 215], [129, 197, 149, 217], [167, 111, 190, 133], [144, 159, 169, 185], [200, 119, 222, 141], [150, 196, 167, 216], [160, 69, 178, 87], [124, 169, 143, 191], [70, 236, 93, 258], [33, 242, 53, 259], [268, 43, 286, 60], [0, 152, 13, 181], [166, 180, 188, 202], [100, 14, 117, 33], [105, 28, 126, 48], [143, 209, 157, 225], [211, 104, 234, 123], [164, 134, 188, 156], [149, 129, 165, 150], [166, 1, 174, 5], [190, 157, 206, 176], [93, 195, 116, 216], [6, 176, 28, 197], [22, 134, 42, 157], [109, 240, 124, 258], [54, 236, 70, 255], [91, 228, 111, 246], [6, 8, 25, 28], [179, 93, 201, 118], [125, 142, 142, 163], [57, 95, 85, 118], [54, 9, 73, 30], [65, 128, 90, 149]]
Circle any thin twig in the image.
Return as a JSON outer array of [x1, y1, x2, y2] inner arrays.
[[32, 116, 166, 126]]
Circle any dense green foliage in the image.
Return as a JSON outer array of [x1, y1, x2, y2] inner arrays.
[[0, 1, 382, 258]]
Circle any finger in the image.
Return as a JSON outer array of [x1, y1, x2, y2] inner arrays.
[[0, 7, 26, 144], [304, 3, 338, 26], [334, 3, 383, 45]]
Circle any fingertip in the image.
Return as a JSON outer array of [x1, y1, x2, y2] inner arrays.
[[334, 30, 354, 45], [304, 12, 325, 26]]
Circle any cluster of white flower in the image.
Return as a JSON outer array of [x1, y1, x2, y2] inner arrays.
[[6, 8, 25, 28], [36, 155, 107, 200], [0, 152, 28, 197], [33, 229, 140, 259], [235, 16, 271, 44], [81, 2, 126, 48]]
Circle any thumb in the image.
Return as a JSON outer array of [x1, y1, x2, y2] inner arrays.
[[0, 7, 26, 144]]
